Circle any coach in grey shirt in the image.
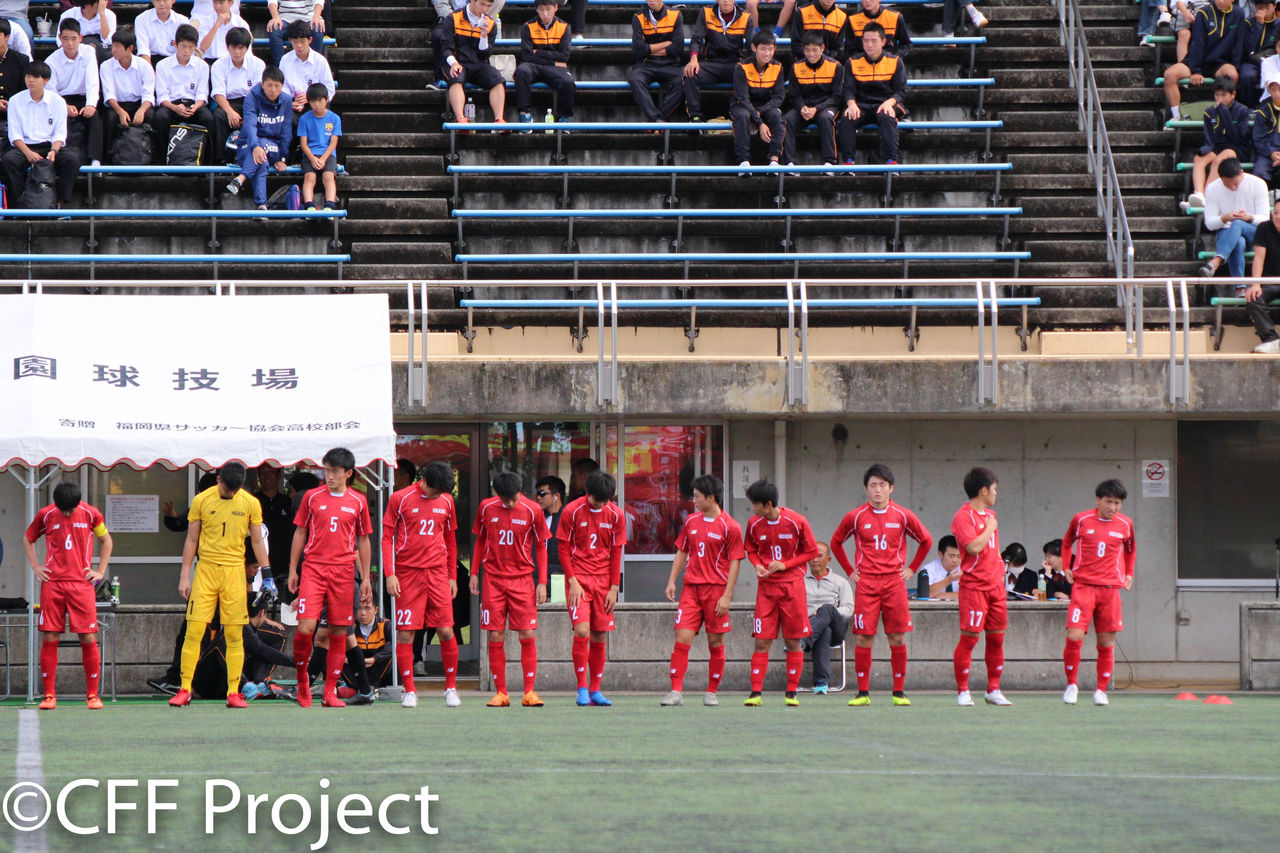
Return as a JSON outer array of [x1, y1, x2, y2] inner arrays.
[[802, 543, 854, 693]]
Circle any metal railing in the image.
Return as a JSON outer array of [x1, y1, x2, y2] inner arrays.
[[1058, 0, 1136, 281]]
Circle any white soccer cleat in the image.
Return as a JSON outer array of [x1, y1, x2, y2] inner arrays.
[[659, 690, 684, 706], [1093, 689, 1109, 706], [1063, 684, 1079, 705], [984, 690, 1013, 706], [703, 691, 719, 706], [401, 691, 418, 709], [957, 690, 975, 707], [444, 688, 461, 707]]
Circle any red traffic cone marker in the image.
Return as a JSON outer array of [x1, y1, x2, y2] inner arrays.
[[1174, 692, 1198, 701], [1203, 694, 1234, 705]]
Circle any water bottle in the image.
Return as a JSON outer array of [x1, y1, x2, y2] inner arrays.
[[1036, 573, 1047, 601], [915, 570, 930, 600], [464, 98, 476, 124], [544, 107, 555, 134], [110, 576, 121, 606]]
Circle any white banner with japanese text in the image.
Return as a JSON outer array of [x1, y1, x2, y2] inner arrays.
[[0, 294, 396, 470]]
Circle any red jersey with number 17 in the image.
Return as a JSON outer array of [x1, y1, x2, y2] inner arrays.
[[951, 502, 1002, 587], [25, 503, 107, 583], [294, 487, 373, 569], [1062, 510, 1135, 588], [382, 485, 458, 573], [472, 494, 548, 579], [830, 501, 930, 578], [744, 507, 820, 584], [675, 511, 746, 585]]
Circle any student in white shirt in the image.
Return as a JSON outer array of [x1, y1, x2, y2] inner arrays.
[[100, 28, 156, 160], [193, 0, 250, 62], [210, 26, 263, 161], [279, 17, 334, 132], [134, 0, 189, 64], [190, 0, 241, 27], [48, 18, 102, 165], [267, 0, 326, 66], [2, 61, 80, 205], [152, 23, 214, 161], [58, 0, 115, 64]]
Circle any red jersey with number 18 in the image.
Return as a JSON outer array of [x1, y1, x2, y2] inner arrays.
[[382, 485, 458, 573], [744, 507, 820, 584], [25, 503, 107, 583], [951, 502, 1002, 587], [830, 501, 930, 578], [1062, 510, 1135, 588], [294, 487, 373, 570], [675, 511, 746, 585]]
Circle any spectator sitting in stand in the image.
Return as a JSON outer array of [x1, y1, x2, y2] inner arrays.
[[627, 0, 685, 124], [1184, 75, 1252, 209], [151, 23, 215, 162], [918, 534, 962, 600], [297, 81, 340, 210], [280, 18, 336, 135], [48, 17, 103, 167], [514, 0, 574, 125], [193, 0, 250, 63], [134, 0, 189, 65], [1240, 0, 1280, 104], [848, 0, 911, 59], [1162, 0, 1245, 122], [1041, 538, 1072, 601], [782, 30, 843, 169], [790, 0, 848, 63], [1002, 542, 1036, 596], [730, 29, 785, 173], [210, 26, 264, 162], [225, 65, 291, 212], [434, 0, 504, 125], [267, 0, 326, 68], [683, 0, 750, 124], [3, 61, 81, 208], [1242, 195, 1280, 352], [837, 21, 906, 166], [59, 0, 115, 65], [1199, 156, 1269, 278]]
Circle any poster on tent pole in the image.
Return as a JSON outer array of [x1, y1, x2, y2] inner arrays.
[[0, 294, 396, 470]]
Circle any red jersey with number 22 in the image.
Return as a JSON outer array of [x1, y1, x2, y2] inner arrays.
[[951, 502, 1002, 587], [382, 485, 458, 572], [1062, 510, 1135, 588], [25, 503, 107, 583], [294, 487, 373, 569], [675, 512, 746, 585]]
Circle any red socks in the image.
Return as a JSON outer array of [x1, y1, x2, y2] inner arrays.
[[588, 640, 607, 693], [572, 635, 590, 690], [396, 644, 416, 694], [749, 651, 768, 693], [854, 645, 872, 692], [325, 638, 346, 695], [984, 634, 1005, 693], [1097, 644, 1114, 692], [489, 640, 507, 694], [40, 640, 58, 697], [293, 630, 314, 690], [785, 650, 803, 693], [890, 644, 907, 693], [81, 640, 101, 697], [707, 644, 726, 693], [669, 641, 691, 691], [953, 633, 979, 692], [519, 636, 537, 694], [441, 635, 459, 690], [1064, 637, 1083, 686]]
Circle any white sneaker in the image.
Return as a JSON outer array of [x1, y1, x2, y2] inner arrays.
[[957, 690, 975, 707], [90, 159, 101, 167], [401, 691, 418, 708], [1253, 339, 1280, 353], [1157, 9, 1173, 29], [444, 688, 461, 707], [737, 160, 752, 178], [984, 690, 1013, 706], [659, 690, 683, 706], [1187, 191, 1205, 208], [1093, 689, 1110, 706], [703, 691, 719, 706], [1063, 684, 1079, 705]]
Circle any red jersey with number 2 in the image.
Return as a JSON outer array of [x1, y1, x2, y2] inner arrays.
[[1062, 510, 1135, 588], [744, 507, 820, 584], [831, 501, 929, 578], [25, 503, 106, 583], [294, 487, 373, 569], [675, 512, 746, 585], [951, 502, 1002, 587]]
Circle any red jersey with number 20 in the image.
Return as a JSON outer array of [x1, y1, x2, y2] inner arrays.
[[1062, 510, 1135, 588], [830, 501, 930, 578], [473, 494, 548, 579], [951, 502, 1002, 587], [382, 486, 458, 573], [744, 507, 820, 584], [294, 487, 373, 569], [25, 503, 107, 583], [675, 511, 746, 585]]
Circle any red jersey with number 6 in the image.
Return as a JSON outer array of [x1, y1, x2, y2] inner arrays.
[[382, 486, 458, 573], [472, 494, 548, 579], [745, 507, 821, 584], [25, 503, 107, 583], [1062, 510, 1135, 588], [675, 512, 746, 585], [951, 502, 1002, 587], [294, 487, 373, 570], [831, 501, 930, 578]]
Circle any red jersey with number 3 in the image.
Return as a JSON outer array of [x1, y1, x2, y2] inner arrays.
[[952, 502, 1002, 587], [745, 507, 820, 584], [831, 501, 929, 578], [472, 494, 548, 579], [675, 511, 746, 585], [557, 497, 627, 577], [25, 503, 106, 583], [383, 485, 458, 572], [1062, 510, 1135, 588], [294, 487, 373, 569]]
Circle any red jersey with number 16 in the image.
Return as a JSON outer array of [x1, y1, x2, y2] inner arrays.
[[382, 485, 458, 573], [675, 511, 746, 585], [951, 502, 1002, 587], [745, 507, 820, 584], [1062, 510, 1135, 588], [830, 501, 930, 578], [472, 494, 548, 579], [294, 487, 373, 570], [25, 503, 107, 583]]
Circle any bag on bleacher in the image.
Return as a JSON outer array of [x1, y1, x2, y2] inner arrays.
[[166, 122, 207, 166], [64, 118, 88, 163], [267, 183, 302, 211], [19, 160, 56, 209], [489, 54, 516, 82], [110, 125, 153, 165]]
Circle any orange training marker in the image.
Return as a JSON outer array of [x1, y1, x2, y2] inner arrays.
[[1202, 695, 1234, 705], [1174, 692, 1198, 701]]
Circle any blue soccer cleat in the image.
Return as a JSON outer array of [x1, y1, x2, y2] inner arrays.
[[589, 691, 612, 706], [813, 682, 829, 695], [576, 687, 591, 706]]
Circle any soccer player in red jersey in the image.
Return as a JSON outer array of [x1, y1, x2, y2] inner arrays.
[[1060, 479, 1135, 707], [830, 463, 932, 707], [23, 482, 114, 710], [288, 447, 374, 709], [661, 474, 745, 707], [383, 461, 462, 709], [558, 470, 626, 707], [743, 479, 820, 707], [950, 466, 1011, 707], [470, 471, 549, 708]]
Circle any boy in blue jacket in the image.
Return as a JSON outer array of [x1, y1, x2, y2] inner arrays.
[[225, 66, 291, 210], [1187, 75, 1253, 207], [1163, 0, 1246, 120]]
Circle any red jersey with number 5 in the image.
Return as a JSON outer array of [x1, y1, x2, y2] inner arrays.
[[745, 507, 820, 584], [675, 511, 746, 585], [1062, 510, 1135, 588], [831, 501, 929, 578], [472, 494, 548, 579], [557, 497, 627, 579], [951, 502, 1002, 587], [294, 487, 373, 570], [25, 503, 107, 583], [382, 485, 458, 573]]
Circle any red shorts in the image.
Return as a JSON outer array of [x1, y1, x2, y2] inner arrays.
[[394, 565, 454, 630], [852, 575, 913, 635], [674, 582, 732, 635], [957, 582, 1007, 633], [753, 576, 811, 640], [481, 574, 538, 632], [39, 581, 97, 634], [567, 573, 616, 633], [298, 570, 355, 627], [1066, 583, 1124, 634]]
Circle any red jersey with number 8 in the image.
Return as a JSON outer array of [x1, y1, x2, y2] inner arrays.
[[25, 503, 107, 583], [675, 512, 746, 585], [1062, 510, 1135, 588], [294, 487, 373, 569]]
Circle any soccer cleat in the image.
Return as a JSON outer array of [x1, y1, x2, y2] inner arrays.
[[86, 695, 104, 710], [703, 691, 719, 707], [226, 693, 248, 709], [784, 693, 799, 707], [891, 692, 911, 707], [659, 690, 684, 706], [322, 692, 347, 708], [589, 691, 613, 707], [577, 687, 591, 706], [487, 692, 511, 707], [1093, 689, 1110, 706], [813, 682, 829, 695], [957, 690, 975, 707], [243, 682, 261, 701], [168, 689, 191, 708], [146, 677, 180, 696], [984, 690, 1013, 706], [347, 690, 375, 706], [848, 691, 871, 707], [402, 691, 419, 709], [38, 694, 56, 710], [337, 685, 357, 700], [1063, 684, 1079, 705], [296, 681, 312, 708], [444, 688, 461, 708], [743, 693, 763, 707], [521, 691, 544, 707]]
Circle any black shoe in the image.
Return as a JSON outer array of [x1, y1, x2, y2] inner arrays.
[[147, 678, 180, 696], [347, 690, 375, 706]]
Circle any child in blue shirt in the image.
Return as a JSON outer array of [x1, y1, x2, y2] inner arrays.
[[296, 82, 341, 210]]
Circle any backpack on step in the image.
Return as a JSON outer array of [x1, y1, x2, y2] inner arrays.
[[166, 123, 207, 166], [19, 160, 57, 209], [109, 124, 154, 165]]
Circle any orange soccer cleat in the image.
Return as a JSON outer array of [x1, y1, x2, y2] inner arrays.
[[521, 691, 544, 707], [486, 692, 511, 707], [38, 694, 56, 711], [86, 695, 104, 710], [168, 689, 191, 707]]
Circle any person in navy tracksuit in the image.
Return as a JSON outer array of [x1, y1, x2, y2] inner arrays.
[[1187, 75, 1253, 206], [227, 66, 291, 207], [1162, 0, 1246, 120]]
